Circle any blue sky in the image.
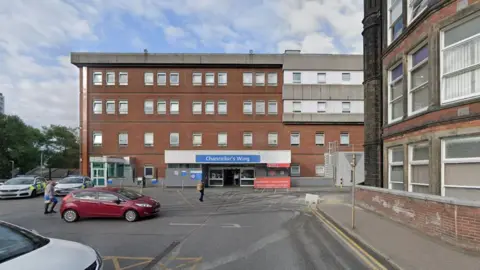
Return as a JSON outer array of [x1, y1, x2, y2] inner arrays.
[[0, 0, 363, 127]]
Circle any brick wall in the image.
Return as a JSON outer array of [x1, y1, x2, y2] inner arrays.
[[356, 186, 480, 252]]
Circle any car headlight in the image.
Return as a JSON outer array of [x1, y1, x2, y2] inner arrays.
[[20, 187, 30, 191], [135, 203, 153, 208]]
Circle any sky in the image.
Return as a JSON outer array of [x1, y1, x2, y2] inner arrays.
[[0, 0, 364, 128]]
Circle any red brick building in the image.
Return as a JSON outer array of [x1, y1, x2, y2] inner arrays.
[[71, 52, 364, 187]]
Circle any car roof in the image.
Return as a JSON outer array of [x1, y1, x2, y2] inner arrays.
[[14, 175, 39, 178], [73, 187, 121, 193]]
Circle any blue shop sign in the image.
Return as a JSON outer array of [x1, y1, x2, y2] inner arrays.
[[195, 155, 261, 163]]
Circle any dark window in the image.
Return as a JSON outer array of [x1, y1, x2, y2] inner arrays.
[[0, 223, 49, 264]]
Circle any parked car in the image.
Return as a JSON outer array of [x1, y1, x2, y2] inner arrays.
[[0, 176, 46, 199], [61, 187, 161, 223], [0, 220, 102, 270], [54, 176, 94, 196]]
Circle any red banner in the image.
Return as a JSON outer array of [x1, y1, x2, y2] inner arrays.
[[254, 177, 291, 189], [267, 163, 290, 168]]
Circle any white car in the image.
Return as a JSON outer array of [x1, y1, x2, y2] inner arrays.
[[0, 176, 46, 199], [0, 221, 102, 270], [55, 176, 94, 196]]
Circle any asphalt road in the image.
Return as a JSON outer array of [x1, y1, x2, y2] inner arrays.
[[0, 187, 366, 270]]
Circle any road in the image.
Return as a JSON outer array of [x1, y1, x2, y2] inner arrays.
[[0, 187, 368, 270]]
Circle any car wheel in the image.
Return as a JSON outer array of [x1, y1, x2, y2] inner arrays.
[[30, 190, 37, 198], [63, 209, 79, 223], [124, 210, 138, 222]]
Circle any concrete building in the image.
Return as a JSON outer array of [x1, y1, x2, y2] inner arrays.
[[0, 93, 4, 114], [363, 0, 480, 199], [71, 52, 364, 187]]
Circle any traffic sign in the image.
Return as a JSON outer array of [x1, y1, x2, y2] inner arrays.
[[344, 153, 363, 167]]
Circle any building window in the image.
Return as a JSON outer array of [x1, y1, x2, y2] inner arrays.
[[144, 72, 154, 85], [340, 132, 350, 145], [315, 165, 325, 177], [205, 73, 215, 86], [192, 72, 202, 85], [341, 102, 351, 113], [243, 132, 253, 146], [170, 72, 179, 86], [408, 0, 428, 23], [388, 147, 404, 190], [218, 72, 227, 85], [93, 72, 102, 85], [170, 133, 179, 147], [441, 136, 480, 200], [106, 72, 115, 85], [315, 132, 325, 146], [268, 73, 277, 86], [193, 133, 202, 146], [93, 132, 102, 146], [205, 101, 215, 114], [341, 73, 351, 82], [157, 73, 167, 86], [118, 132, 128, 146], [170, 100, 179, 114], [218, 132, 227, 146], [255, 73, 265, 86], [157, 100, 167, 114], [317, 102, 326, 112], [268, 132, 278, 146], [144, 100, 154, 114], [317, 73, 326, 84], [408, 143, 430, 194], [243, 72, 253, 86], [388, 0, 403, 44], [388, 63, 404, 123], [293, 101, 302, 113], [255, 101, 265, 114], [441, 15, 480, 104], [93, 100, 102, 114], [106, 100, 115, 114], [119, 100, 128, 114], [268, 101, 278, 115], [293, 72, 301, 84], [144, 132, 154, 147], [408, 45, 429, 114], [192, 101, 202, 114], [218, 101, 227, 115], [290, 132, 300, 146], [243, 101, 253, 114], [119, 72, 128, 85], [291, 165, 300, 176]]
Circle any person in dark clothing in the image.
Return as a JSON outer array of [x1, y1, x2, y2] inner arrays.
[[197, 180, 205, 202]]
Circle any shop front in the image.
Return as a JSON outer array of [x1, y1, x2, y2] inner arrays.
[[89, 156, 134, 187]]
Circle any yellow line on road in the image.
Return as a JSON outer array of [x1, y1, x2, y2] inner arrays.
[[311, 208, 388, 270]]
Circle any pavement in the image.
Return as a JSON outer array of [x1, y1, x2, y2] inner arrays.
[[316, 199, 480, 270], [0, 186, 389, 270]]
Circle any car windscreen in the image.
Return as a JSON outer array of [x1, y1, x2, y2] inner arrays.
[[117, 189, 143, 200], [58, 177, 83, 184], [4, 178, 34, 185], [0, 223, 50, 264]]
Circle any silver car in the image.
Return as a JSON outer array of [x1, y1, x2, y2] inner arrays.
[[55, 176, 94, 196]]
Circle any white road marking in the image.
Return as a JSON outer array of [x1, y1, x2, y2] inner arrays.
[[221, 223, 241, 228]]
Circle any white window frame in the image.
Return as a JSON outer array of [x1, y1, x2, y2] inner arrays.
[[317, 73, 326, 84], [255, 73, 265, 86], [408, 142, 430, 192], [170, 132, 179, 147], [93, 72, 102, 85], [144, 100, 154, 115], [170, 72, 179, 86], [170, 100, 179, 115], [93, 100, 102, 114], [315, 132, 325, 146], [157, 100, 167, 114], [255, 100, 265, 114], [144, 72, 154, 86], [408, 0, 429, 24], [440, 15, 480, 104], [119, 100, 128, 114], [387, 0, 403, 45], [106, 100, 115, 114], [388, 147, 404, 190], [157, 72, 167, 86], [408, 43, 429, 115], [243, 72, 253, 86], [119, 72, 128, 85], [268, 100, 278, 115], [218, 101, 227, 115], [290, 132, 300, 146], [243, 101, 253, 115], [205, 72, 215, 86], [106, 71, 115, 86], [192, 72, 202, 85], [243, 132, 253, 146], [315, 165, 325, 177], [268, 132, 278, 146], [342, 102, 351, 113], [93, 132, 102, 146], [118, 132, 128, 146], [340, 132, 350, 145], [218, 132, 228, 146], [388, 62, 404, 123], [205, 101, 215, 115], [341, 73, 351, 82], [293, 101, 302, 113], [317, 102, 326, 113], [218, 72, 227, 85], [291, 165, 300, 176], [440, 136, 480, 196], [193, 133, 202, 146], [144, 132, 154, 147], [293, 72, 301, 84], [267, 73, 277, 86], [192, 101, 202, 115]]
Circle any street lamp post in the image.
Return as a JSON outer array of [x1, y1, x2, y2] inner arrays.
[[10, 161, 14, 178], [40, 150, 44, 177]]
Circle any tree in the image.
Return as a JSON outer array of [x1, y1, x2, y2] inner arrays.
[[41, 125, 80, 170]]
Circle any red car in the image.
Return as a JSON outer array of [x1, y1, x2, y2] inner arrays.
[[60, 187, 160, 223]]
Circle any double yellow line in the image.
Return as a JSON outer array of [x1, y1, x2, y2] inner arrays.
[[311, 208, 388, 270]]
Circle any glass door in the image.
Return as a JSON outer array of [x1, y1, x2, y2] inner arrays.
[[240, 168, 255, 187], [92, 167, 106, 187], [209, 168, 224, 187]]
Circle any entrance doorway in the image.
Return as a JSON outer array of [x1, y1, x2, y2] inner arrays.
[[224, 169, 240, 186], [208, 167, 254, 187]]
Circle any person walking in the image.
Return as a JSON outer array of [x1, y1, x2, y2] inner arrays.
[[197, 179, 205, 202], [44, 180, 58, 214]]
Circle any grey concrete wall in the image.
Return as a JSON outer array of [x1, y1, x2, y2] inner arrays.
[[283, 113, 364, 123], [164, 168, 202, 187], [283, 84, 364, 100], [291, 177, 335, 187], [255, 166, 268, 177]]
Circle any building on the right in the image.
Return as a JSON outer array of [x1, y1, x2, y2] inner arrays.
[[363, 0, 480, 199], [0, 93, 4, 114]]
